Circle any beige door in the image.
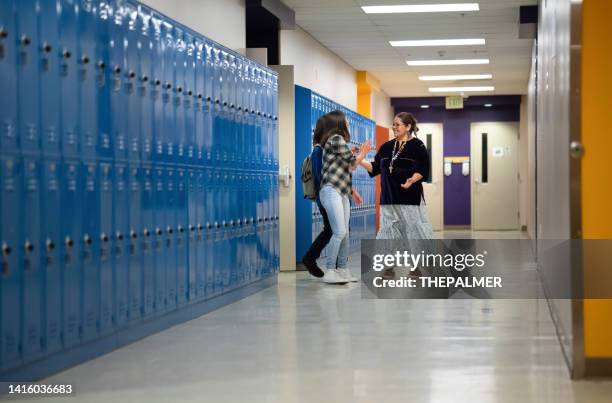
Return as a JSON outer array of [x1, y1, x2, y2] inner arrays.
[[420, 124, 444, 231], [471, 122, 520, 230]]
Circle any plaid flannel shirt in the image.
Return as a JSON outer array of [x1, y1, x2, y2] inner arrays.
[[321, 134, 356, 198]]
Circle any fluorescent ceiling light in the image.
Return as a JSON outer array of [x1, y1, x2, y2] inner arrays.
[[407, 59, 490, 66], [420, 105, 430, 109], [362, 3, 479, 14], [429, 86, 495, 92], [484, 103, 493, 107], [419, 74, 492, 81], [390, 38, 485, 47]]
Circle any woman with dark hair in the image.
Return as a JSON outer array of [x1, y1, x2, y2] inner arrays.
[[359, 112, 433, 277], [302, 112, 366, 279], [319, 110, 371, 284]]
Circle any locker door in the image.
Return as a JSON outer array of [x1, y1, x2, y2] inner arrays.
[[0, 157, 22, 370], [114, 163, 129, 327], [21, 158, 42, 362], [41, 160, 62, 354], [195, 168, 206, 297], [16, 0, 41, 156], [227, 54, 237, 167], [248, 173, 257, 282], [110, 6, 127, 161], [184, 33, 196, 166], [126, 2, 141, 163], [165, 166, 177, 309], [138, 8, 154, 163], [212, 169, 223, 294], [0, 0, 18, 155], [60, 0, 80, 158], [153, 167, 166, 312], [228, 170, 237, 289], [96, 0, 113, 160], [203, 41, 214, 164], [176, 168, 187, 305], [173, 28, 186, 164], [127, 165, 142, 323], [39, 0, 62, 159], [211, 46, 221, 165], [60, 160, 81, 348], [187, 169, 197, 301], [141, 165, 155, 316], [162, 21, 175, 164], [151, 14, 164, 162], [204, 168, 214, 296], [194, 39, 205, 164], [235, 58, 245, 169], [78, 0, 98, 159], [99, 162, 113, 335], [81, 161, 100, 342]]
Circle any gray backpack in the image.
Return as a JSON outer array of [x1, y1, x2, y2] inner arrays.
[[300, 147, 319, 201]]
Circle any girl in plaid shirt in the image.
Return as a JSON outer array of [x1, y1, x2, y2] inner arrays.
[[319, 111, 371, 284]]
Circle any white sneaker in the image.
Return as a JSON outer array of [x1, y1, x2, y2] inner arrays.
[[322, 269, 349, 285], [337, 268, 358, 282]]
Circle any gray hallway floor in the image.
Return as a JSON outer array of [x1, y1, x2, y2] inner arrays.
[[10, 247, 612, 403]]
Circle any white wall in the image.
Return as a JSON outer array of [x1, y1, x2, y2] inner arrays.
[[140, 0, 246, 52], [280, 26, 356, 110], [371, 89, 394, 129]]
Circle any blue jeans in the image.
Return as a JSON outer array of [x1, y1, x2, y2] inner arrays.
[[319, 185, 350, 270]]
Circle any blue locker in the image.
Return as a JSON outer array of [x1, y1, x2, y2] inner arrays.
[[60, 160, 81, 348], [211, 169, 223, 294], [21, 158, 43, 362], [0, 0, 19, 155], [184, 33, 196, 165], [248, 172, 257, 282], [176, 168, 188, 305], [110, 6, 127, 161], [203, 41, 214, 164], [16, 0, 41, 156], [39, 0, 62, 159], [126, 2, 141, 163], [81, 161, 100, 342], [162, 21, 175, 164], [204, 167, 214, 296], [173, 28, 186, 164], [141, 165, 155, 316], [226, 54, 237, 166], [128, 165, 142, 321], [233, 58, 243, 167], [211, 46, 221, 165], [153, 167, 166, 312], [138, 7, 154, 163], [187, 169, 198, 301], [0, 157, 22, 370], [96, 0, 112, 160], [195, 168, 206, 297], [228, 170, 237, 288], [98, 162, 113, 334], [59, 0, 79, 158], [113, 163, 129, 327], [41, 160, 62, 354], [194, 39, 205, 164], [78, 0, 98, 159], [151, 13, 164, 162], [165, 166, 177, 309]]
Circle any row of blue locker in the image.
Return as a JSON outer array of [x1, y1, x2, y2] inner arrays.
[[0, 155, 279, 371], [0, 0, 279, 169], [310, 93, 375, 147]]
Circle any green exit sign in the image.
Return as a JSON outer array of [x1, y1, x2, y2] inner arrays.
[[445, 96, 464, 109]]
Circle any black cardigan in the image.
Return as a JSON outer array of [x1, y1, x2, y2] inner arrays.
[[368, 137, 429, 205]]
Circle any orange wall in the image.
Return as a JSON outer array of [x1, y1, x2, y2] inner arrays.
[[581, 0, 612, 358]]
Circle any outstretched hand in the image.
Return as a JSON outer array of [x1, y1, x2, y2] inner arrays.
[[400, 178, 413, 189]]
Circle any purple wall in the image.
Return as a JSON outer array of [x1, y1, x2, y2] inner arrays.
[[391, 96, 521, 226]]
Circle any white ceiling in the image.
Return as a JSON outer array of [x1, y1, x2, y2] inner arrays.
[[280, 0, 537, 97]]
